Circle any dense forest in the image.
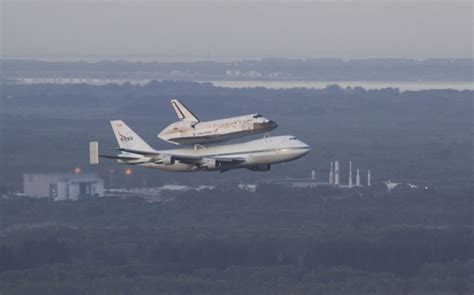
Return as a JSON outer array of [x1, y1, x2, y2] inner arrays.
[[0, 186, 473, 294]]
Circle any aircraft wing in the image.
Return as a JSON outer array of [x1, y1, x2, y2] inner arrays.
[[116, 148, 246, 166], [213, 157, 246, 164], [172, 155, 246, 165], [116, 148, 161, 157], [116, 148, 199, 163], [168, 154, 201, 164], [100, 154, 153, 165]]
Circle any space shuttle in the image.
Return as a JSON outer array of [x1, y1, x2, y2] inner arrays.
[[158, 98, 278, 145]]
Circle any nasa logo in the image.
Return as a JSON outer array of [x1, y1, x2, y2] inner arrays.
[[118, 132, 133, 142], [120, 135, 134, 142]]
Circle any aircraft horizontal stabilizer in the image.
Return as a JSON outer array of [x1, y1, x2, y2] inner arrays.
[[116, 148, 160, 157], [99, 154, 142, 160]]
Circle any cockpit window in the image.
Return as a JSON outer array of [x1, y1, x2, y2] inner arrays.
[[253, 114, 262, 118], [289, 137, 297, 140]]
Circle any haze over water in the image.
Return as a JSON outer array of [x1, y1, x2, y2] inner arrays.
[[12, 78, 474, 91], [209, 80, 474, 91]]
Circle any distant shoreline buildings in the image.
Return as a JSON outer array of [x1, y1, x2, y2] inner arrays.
[[23, 173, 104, 200], [265, 161, 371, 189]]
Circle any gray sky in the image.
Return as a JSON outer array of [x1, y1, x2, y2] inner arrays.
[[2, 1, 472, 60]]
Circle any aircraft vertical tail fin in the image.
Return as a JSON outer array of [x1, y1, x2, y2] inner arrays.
[[110, 120, 155, 152], [171, 98, 199, 123]]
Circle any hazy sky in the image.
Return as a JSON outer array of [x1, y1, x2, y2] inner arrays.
[[2, 1, 472, 60]]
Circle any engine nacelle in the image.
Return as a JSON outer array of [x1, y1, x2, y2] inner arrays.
[[247, 164, 271, 172], [161, 154, 175, 165], [200, 158, 221, 169]]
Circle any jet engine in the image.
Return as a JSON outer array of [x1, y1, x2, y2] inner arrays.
[[200, 158, 221, 169], [247, 164, 271, 172], [161, 154, 175, 165]]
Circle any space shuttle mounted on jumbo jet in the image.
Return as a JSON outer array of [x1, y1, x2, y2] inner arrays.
[[89, 120, 310, 173], [158, 98, 278, 145]]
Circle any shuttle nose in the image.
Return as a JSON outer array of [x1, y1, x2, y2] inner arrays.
[[254, 119, 278, 131], [268, 120, 278, 130]]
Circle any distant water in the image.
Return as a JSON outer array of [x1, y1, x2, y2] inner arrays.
[[10, 78, 473, 91], [209, 80, 474, 91]]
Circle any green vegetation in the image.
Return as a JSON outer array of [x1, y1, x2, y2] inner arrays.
[[0, 187, 473, 294]]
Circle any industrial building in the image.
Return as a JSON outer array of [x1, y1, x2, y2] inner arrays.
[[264, 161, 371, 189], [23, 173, 104, 200]]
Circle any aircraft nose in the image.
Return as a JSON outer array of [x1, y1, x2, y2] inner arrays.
[[302, 146, 311, 154], [290, 141, 310, 160], [299, 141, 311, 154], [158, 128, 168, 138]]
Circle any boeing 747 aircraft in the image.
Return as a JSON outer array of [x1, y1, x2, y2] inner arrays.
[[158, 98, 278, 145], [90, 120, 310, 172]]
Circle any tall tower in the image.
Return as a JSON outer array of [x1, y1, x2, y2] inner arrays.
[[329, 162, 334, 184], [311, 170, 316, 180], [367, 170, 371, 187], [348, 161, 353, 188], [335, 161, 340, 186], [356, 169, 360, 186]]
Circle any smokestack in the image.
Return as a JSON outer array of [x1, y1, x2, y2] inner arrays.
[[356, 169, 360, 186], [348, 161, 353, 188], [311, 170, 316, 180], [329, 162, 334, 184], [367, 170, 371, 187], [335, 161, 340, 186]]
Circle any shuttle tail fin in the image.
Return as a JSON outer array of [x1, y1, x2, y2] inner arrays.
[[171, 98, 199, 123], [110, 120, 155, 153]]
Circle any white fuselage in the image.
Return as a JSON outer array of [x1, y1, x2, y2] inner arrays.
[[120, 135, 310, 172], [158, 114, 277, 145]]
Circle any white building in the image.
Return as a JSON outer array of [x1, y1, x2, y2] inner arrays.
[[23, 173, 104, 200]]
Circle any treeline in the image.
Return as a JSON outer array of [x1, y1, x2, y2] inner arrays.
[[0, 226, 472, 294], [0, 188, 473, 293], [1, 186, 473, 229], [1, 226, 472, 274]]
